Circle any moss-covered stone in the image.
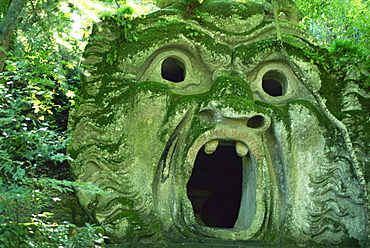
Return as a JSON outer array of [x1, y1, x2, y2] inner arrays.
[[68, 0, 369, 246]]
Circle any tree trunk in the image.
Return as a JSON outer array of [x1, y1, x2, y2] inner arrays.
[[0, 0, 26, 73]]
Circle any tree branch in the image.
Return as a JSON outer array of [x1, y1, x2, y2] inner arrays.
[[0, 0, 26, 72]]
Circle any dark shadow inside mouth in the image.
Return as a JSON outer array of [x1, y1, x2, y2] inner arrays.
[[186, 144, 242, 228]]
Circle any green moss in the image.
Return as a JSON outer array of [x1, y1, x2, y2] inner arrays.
[[319, 74, 346, 118], [125, 81, 171, 97], [95, 0, 272, 63], [160, 75, 274, 147], [235, 34, 324, 77], [95, 82, 170, 124], [342, 106, 370, 182], [197, 0, 263, 19], [209, 76, 253, 99], [234, 39, 279, 65], [256, 100, 291, 132], [159, 94, 204, 142], [286, 100, 340, 141], [112, 18, 229, 60], [168, 94, 201, 113], [115, 22, 183, 57], [106, 213, 157, 242], [358, 95, 370, 112], [103, 198, 159, 239], [71, 0, 370, 244], [185, 118, 214, 147], [189, 0, 273, 36], [206, 96, 268, 115]]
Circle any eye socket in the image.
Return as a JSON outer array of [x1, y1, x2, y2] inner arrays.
[[161, 57, 186, 82], [139, 48, 211, 95], [262, 70, 287, 97]]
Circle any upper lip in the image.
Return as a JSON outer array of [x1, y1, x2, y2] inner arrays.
[[187, 128, 263, 161], [204, 139, 249, 157]]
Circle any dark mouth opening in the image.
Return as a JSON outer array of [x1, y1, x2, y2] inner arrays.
[[186, 143, 243, 228]]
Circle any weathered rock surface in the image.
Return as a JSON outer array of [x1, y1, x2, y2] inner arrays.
[[68, 0, 369, 246]]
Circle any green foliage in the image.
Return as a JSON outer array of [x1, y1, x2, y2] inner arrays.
[[0, 80, 109, 245], [0, 0, 11, 17], [0, 0, 124, 246], [101, 6, 141, 43], [100, 6, 133, 19], [0, 221, 105, 248], [294, 0, 370, 89], [185, 25, 205, 37], [295, 0, 370, 46], [116, 6, 134, 16], [0, 76, 107, 245], [0, 59, 111, 243]]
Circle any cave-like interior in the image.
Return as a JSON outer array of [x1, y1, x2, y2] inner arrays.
[[187, 143, 242, 228]]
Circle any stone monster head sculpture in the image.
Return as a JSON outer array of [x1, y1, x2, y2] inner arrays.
[[68, 0, 368, 245]]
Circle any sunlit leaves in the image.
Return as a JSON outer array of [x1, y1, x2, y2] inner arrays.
[[294, 0, 370, 88], [295, 0, 370, 51], [0, 0, 153, 245]]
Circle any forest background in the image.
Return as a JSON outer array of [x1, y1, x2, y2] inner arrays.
[[0, 0, 369, 247]]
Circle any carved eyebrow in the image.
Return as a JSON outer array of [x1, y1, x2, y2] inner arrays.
[[233, 40, 280, 59]]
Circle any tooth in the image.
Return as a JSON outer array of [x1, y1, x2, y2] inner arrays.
[[204, 140, 219, 154], [236, 141, 249, 157]]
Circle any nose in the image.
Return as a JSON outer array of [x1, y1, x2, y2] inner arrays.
[[208, 72, 253, 100], [198, 73, 271, 132], [198, 100, 270, 132]]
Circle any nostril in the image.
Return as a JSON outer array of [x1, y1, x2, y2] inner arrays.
[[247, 115, 265, 128], [198, 109, 216, 123]]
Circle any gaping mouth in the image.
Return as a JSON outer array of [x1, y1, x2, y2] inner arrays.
[[185, 134, 258, 231], [155, 126, 265, 240]]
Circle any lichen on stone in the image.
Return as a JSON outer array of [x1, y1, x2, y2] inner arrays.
[[69, 0, 369, 246]]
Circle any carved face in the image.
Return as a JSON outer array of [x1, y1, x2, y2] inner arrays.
[[69, 1, 366, 245]]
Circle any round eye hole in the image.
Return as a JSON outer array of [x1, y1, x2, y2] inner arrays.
[[262, 70, 287, 97], [161, 57, 186, 82]]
